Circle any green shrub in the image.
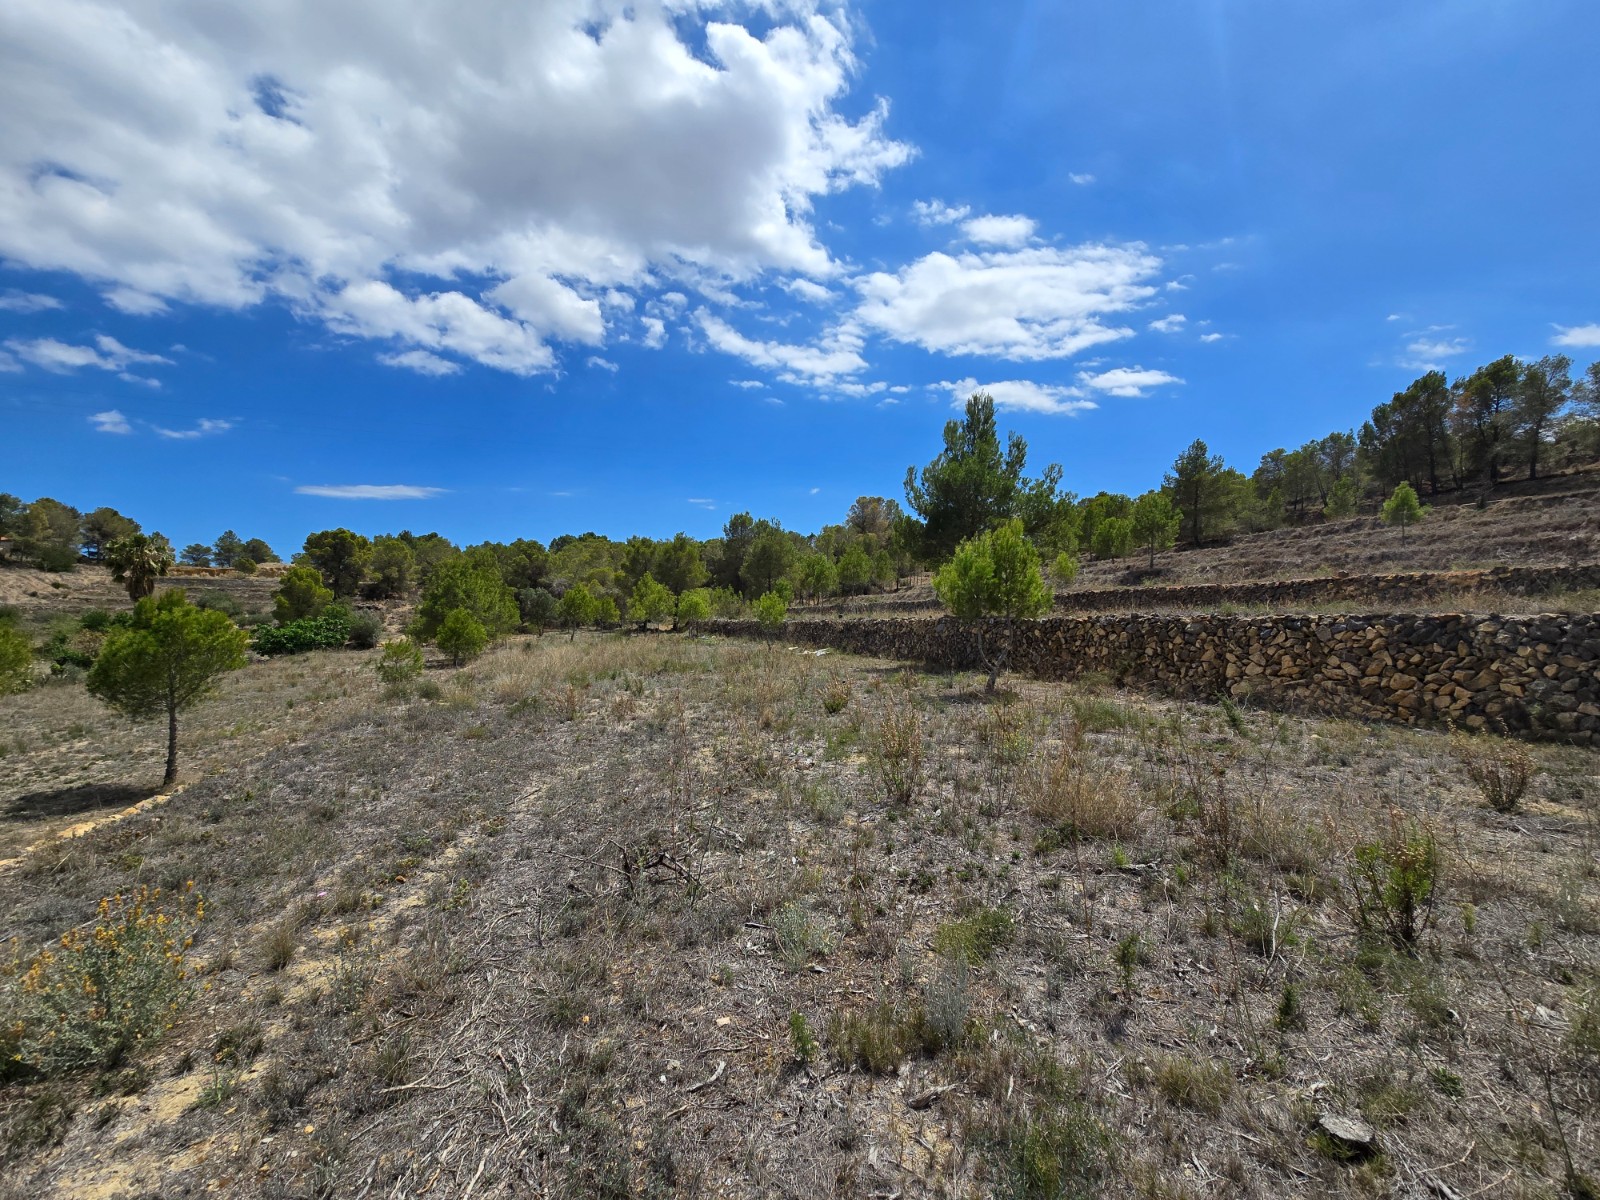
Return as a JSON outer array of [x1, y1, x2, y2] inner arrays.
[[375, 638, 425, 683], [252, 608, 353, 656], [272, 565, 333, 623], [78, 609, 113, 632], [436, 608, 489, 666], [194, 593, 243, 620], [934, 907, 1015, 965], [348, 611, 383, 650], [1350, 818, 1439, 951], [0, 884, 204, 1077], [39, 624, 99, 672], [753, 591, 787, 634], [675, 588, 712, 629], [989, 1106, 1111, 1198], [233, 557, 257, 575], [0, 624, 32, 694]]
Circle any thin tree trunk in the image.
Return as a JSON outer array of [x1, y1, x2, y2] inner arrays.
[[164, 700, 179, 787]]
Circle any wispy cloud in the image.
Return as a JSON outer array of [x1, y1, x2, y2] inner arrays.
[[1148, 314, 1187, 334], [89, 409, 131, 434], [153, 418, 233, 439], [687, 497, 717, 510], [937, 377, 1096, 416], [1198, 332, 1225, 343], [911, 199, 970, 226], [1400, 336, 1470, 370], [378, 349, 461, 376], [586, 355, 619, 372], [0, 290, 62, 313], [4, 334, 171, 376], [1068, 172, 1096, 186], [295, 484, 444, 500]]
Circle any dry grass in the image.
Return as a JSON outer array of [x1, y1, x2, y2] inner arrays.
[[0, 630, 1594, 1199]]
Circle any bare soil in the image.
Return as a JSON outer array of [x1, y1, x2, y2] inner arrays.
[[1, 633, 1595, 1199]]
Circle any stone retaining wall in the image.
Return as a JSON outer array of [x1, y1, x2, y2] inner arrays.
[[713, 611, 1600, 745], [846, 564, 1600, 618]]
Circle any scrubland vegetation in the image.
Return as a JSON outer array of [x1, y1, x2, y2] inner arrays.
[[0, 357, 1596, 1197], [0, 632, 1595, 1198]]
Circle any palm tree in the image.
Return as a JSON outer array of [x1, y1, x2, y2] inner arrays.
[[105, 533, 175, 601]]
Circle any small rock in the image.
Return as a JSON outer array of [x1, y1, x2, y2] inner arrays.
[[1317, 1113, 1377, 1153]]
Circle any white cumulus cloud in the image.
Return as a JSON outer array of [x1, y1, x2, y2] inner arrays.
[[1148, 313, 1186, 333], [0, 0, 911, 375], [852, 243, 1163, 361], [937, 377, 1096, 416], [696, 309, 866, 383], [89, 409, 131, 434], [961, 214, 1036, 248], [1400, 336, 1470, 370], [1076, 366, 1183, 397], [1552, 323, 1600, 348]]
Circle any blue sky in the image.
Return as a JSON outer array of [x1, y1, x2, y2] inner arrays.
[[3, 0, 1597, 556]]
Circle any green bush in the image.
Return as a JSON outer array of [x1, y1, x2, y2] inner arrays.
[[375, 638, 425, 684], [753, 591, 787, 634], [1350, 818, 1439, 951], [0, 624, 32, 695], [252, 608, 353, 656], [348, 611, 383, 650], [39, 623, 99, 673], [78, 609, 113, 632], [0, 884, 204, 1077], [272, 565, 333, 623], [436, 608, 489, 665]]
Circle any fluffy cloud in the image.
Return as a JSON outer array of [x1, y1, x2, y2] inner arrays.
[[1148, 313, 1186, 333], [3, 334, 171, 376], [1198, 332, 1224, 343], [0, 0, 910, 375], [961, 215, 1036, 248], [937, 377, 1096, 416], [853, 243, 1163, 361], [89, 409, 131, 434], [294, 484, 444, 499], [1076, 366, 1182, 397], [1552, 323, 1600, 348], [1068, 172, 1096, 186]]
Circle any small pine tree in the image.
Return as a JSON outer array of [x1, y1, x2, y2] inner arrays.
[[435, 608, 489, 666], [934, 518, 1051, 693], [375, 637, 425, 683], [1129, 492, 1180, 569], [675, 588, 712, 629], [753, 591, 788, 637], [557, 584, 598, 640], [628, 573, 676, 628], [1052, 551, 1080, 587], [87, 591, 248, 785], [1381, 481, 1428, 543]]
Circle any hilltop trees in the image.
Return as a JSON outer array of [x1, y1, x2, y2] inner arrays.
[[1164, 440, 1247, 546], [1515, 355, 1571, 480], [904, 393, 1029, 561], [80, 507, 140, 560], [368, 535, 418, 598], [105, 533, 175, 601], [179, 544, 212, 567], [87, 590, 249, 785], [16, 497, 82, 571], [414, 559, 518, 641], [934, 518, 1051, 693], [301, 528, 371, 596]]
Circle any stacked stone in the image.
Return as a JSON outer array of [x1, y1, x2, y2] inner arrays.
[[713, 609, 1600, 745]]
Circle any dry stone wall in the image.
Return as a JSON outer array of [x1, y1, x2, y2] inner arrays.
[[847, 564, 1600, 618], [713, 611, 1600, 745]]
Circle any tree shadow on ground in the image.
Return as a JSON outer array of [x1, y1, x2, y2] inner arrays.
[[3, 783, 160, 823]]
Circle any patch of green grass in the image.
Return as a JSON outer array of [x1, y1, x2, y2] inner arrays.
[[933, 906, 1014, 964]]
